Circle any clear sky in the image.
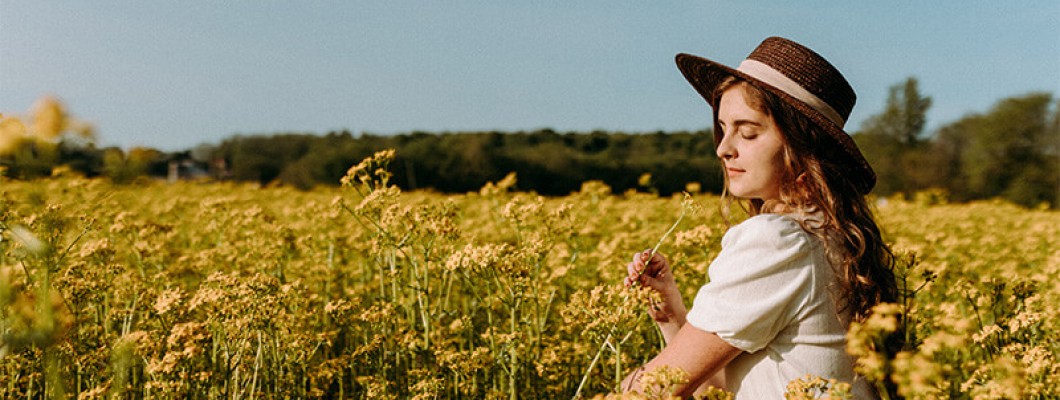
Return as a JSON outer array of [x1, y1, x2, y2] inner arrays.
[[2, 1, 1058, 151]]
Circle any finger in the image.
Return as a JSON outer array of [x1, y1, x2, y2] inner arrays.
[[638, 274, 661, 291], [640, 249, 653, 263], [647, 251, 665, 266], [652, 257, 671, 275], [640, 258, 660, 277], [647, 262, 667, 278], [627, 261, 642, 277], [637, 253, 649, 270], [629, 258, 643, 277]]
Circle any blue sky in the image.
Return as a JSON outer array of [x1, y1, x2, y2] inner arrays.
[[2, 1, 1058, 151]]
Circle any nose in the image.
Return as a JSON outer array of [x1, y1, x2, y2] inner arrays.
[[716, 133, 735, 160]]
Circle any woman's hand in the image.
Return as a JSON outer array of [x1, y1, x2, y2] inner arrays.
[[624, 250, 687, 328]]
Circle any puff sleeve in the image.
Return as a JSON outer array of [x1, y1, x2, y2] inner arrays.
[[684, 214, 818, 353]]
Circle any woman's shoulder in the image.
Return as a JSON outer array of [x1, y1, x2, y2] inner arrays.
[[723, 213, 813, 251]]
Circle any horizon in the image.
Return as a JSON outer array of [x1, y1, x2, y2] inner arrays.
[[2, 1, 1058, 152]]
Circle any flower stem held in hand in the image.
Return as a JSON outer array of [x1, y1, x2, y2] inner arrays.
[[633, 194, 695, 285]]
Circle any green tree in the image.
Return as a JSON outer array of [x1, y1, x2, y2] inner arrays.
[[931, 118, 974, 199], [855, 77, 933, 195], [102, 147, 157, 184], [935, 92, 1058, 207], [861, 78, 933, 146]]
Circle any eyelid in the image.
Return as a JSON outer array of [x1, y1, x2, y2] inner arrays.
[[733, 125, 757, 138]]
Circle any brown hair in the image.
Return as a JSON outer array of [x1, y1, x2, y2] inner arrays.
[[714, 78, 898, 323]]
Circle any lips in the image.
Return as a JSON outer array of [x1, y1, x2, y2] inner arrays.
[[726, 167, 746, 177]]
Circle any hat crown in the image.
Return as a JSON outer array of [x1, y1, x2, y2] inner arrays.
[[746, 37, 856, 124]]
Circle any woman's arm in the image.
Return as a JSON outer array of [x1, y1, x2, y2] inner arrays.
[[621, 323, 742, 397], [655, 313, 685, 345], [624, 251, 739, 395]]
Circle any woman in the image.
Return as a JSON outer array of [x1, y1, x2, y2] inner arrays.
[[622, 37, 897, 398]]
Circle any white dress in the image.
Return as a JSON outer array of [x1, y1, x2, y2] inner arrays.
[[684, 214, 876, 399]]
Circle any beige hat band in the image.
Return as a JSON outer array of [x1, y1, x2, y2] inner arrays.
[[736, 59, 846, 129]]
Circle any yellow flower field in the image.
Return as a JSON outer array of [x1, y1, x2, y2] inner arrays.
[[0, 152, 1057, 399]]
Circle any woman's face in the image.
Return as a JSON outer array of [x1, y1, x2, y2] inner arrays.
[[716, 84, 787, 201]]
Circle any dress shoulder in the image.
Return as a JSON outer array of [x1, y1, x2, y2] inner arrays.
[[721, 214, 812, 256], [687, 213, 823, 352]]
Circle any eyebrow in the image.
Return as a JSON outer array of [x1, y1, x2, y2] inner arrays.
[[718, 119, 763, 130]]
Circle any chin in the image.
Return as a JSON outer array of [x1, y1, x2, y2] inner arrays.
[[727, 188, 754, 199], [727, 184, 778, 201]]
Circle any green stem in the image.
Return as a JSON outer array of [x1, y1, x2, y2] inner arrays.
[[572, 334, 611, 400], [508, 297, 520, 400], [633, 203, 689, 284]]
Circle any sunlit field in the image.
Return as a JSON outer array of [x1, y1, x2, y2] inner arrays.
[[1, 152, 1057, 399]]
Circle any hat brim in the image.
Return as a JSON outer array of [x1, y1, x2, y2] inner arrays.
[[675, 53, 877, 194]]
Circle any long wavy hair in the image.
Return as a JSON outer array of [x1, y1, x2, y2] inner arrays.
[[713, 77, 898, 323]]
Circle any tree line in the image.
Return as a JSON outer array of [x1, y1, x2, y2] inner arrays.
[[212, 129, 723, 196], [2, 80, 1057, 207]]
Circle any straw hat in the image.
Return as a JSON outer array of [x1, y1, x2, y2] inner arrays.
[[676, 36, 876, 194]]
